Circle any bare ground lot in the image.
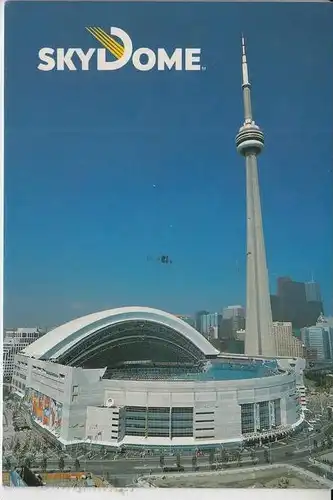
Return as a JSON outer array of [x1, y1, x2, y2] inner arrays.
[[147, 465, 329, 489]]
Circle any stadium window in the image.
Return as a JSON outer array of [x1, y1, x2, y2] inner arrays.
[[195, 427, 214, 431], [195, 435, 214, 439]]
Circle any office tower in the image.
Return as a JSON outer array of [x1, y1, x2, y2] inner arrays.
[[3, 327, 45, 379], [271, 276, 324, 329], [305, 280, 322, 303], [195, 310, 209, 334], [222, 305, 246, 338], [272, 322, 304, 358], [301, 325, 332, 361], [235, 37, 275, 357], [201, 312, 222, 339], [222, 305, 245, 320]]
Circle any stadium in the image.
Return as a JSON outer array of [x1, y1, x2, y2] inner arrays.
[[11, 306, 303, 451]]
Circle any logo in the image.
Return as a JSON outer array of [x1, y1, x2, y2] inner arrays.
[[37, 27, 202, 72]]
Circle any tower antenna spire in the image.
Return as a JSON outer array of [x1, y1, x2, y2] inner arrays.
[[241, 36, 253, 124], [235, 37, 275, 358]]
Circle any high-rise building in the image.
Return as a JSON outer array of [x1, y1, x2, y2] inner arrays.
[[222, 305, 245, 319], [271, 276, 324, 329], [3, 327, 45, 379], [201, 312, 222, 340], [222, 305, 245, 339], [305, 280, 322, 303], [272, 322, 304, 358], [301, 326, 332, 361], [195, 310, 209, 334], [317, 314, 333, 328], [235, 38, 275, 357]]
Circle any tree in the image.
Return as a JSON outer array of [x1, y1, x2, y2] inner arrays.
[[13, 442, 20, 455], [58, 456, 65, 472], [74, 458, 81, 472], [22, 442, 29, 456], [220, 449, 228, 466], [234, 449, 241, 467], [41, 456, 47, 472]]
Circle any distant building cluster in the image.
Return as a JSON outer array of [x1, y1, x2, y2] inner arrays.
[[195, 306, 245, 342], [3, 328, 46, 379], [189, 276, 326, 362], [270, 277, 323, 330]]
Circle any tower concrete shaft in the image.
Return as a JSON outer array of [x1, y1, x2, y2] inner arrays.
[[235, 37, 276, 357]]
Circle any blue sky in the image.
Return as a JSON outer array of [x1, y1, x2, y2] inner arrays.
[[4, 1, 333, 327]]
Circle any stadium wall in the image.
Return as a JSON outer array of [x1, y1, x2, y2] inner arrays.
[[12, 353, 302, 449]]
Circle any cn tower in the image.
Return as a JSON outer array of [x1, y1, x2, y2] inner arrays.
[[235, 37, 276, 357]]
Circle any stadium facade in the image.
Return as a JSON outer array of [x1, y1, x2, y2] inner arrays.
[[12, 306, 303, 451]]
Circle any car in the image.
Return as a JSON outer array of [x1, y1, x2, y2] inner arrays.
[[162, 466, 184, 472]]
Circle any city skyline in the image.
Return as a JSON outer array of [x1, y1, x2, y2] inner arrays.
[[4, 2, 333, 327]]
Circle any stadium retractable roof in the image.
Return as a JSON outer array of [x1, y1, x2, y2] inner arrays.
[[22, 306, 219, 365]]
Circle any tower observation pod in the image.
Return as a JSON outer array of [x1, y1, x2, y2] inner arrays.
[[235, 37, 276, 358]]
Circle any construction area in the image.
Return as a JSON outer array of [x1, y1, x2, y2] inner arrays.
[[2, 471, 111, 488], [143, 464, 333, 489]]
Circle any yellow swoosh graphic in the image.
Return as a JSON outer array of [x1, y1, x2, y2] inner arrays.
[[86, 27, 124, 59]]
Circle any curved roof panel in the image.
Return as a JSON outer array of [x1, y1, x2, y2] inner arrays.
[[22, 306, 219, 360]]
